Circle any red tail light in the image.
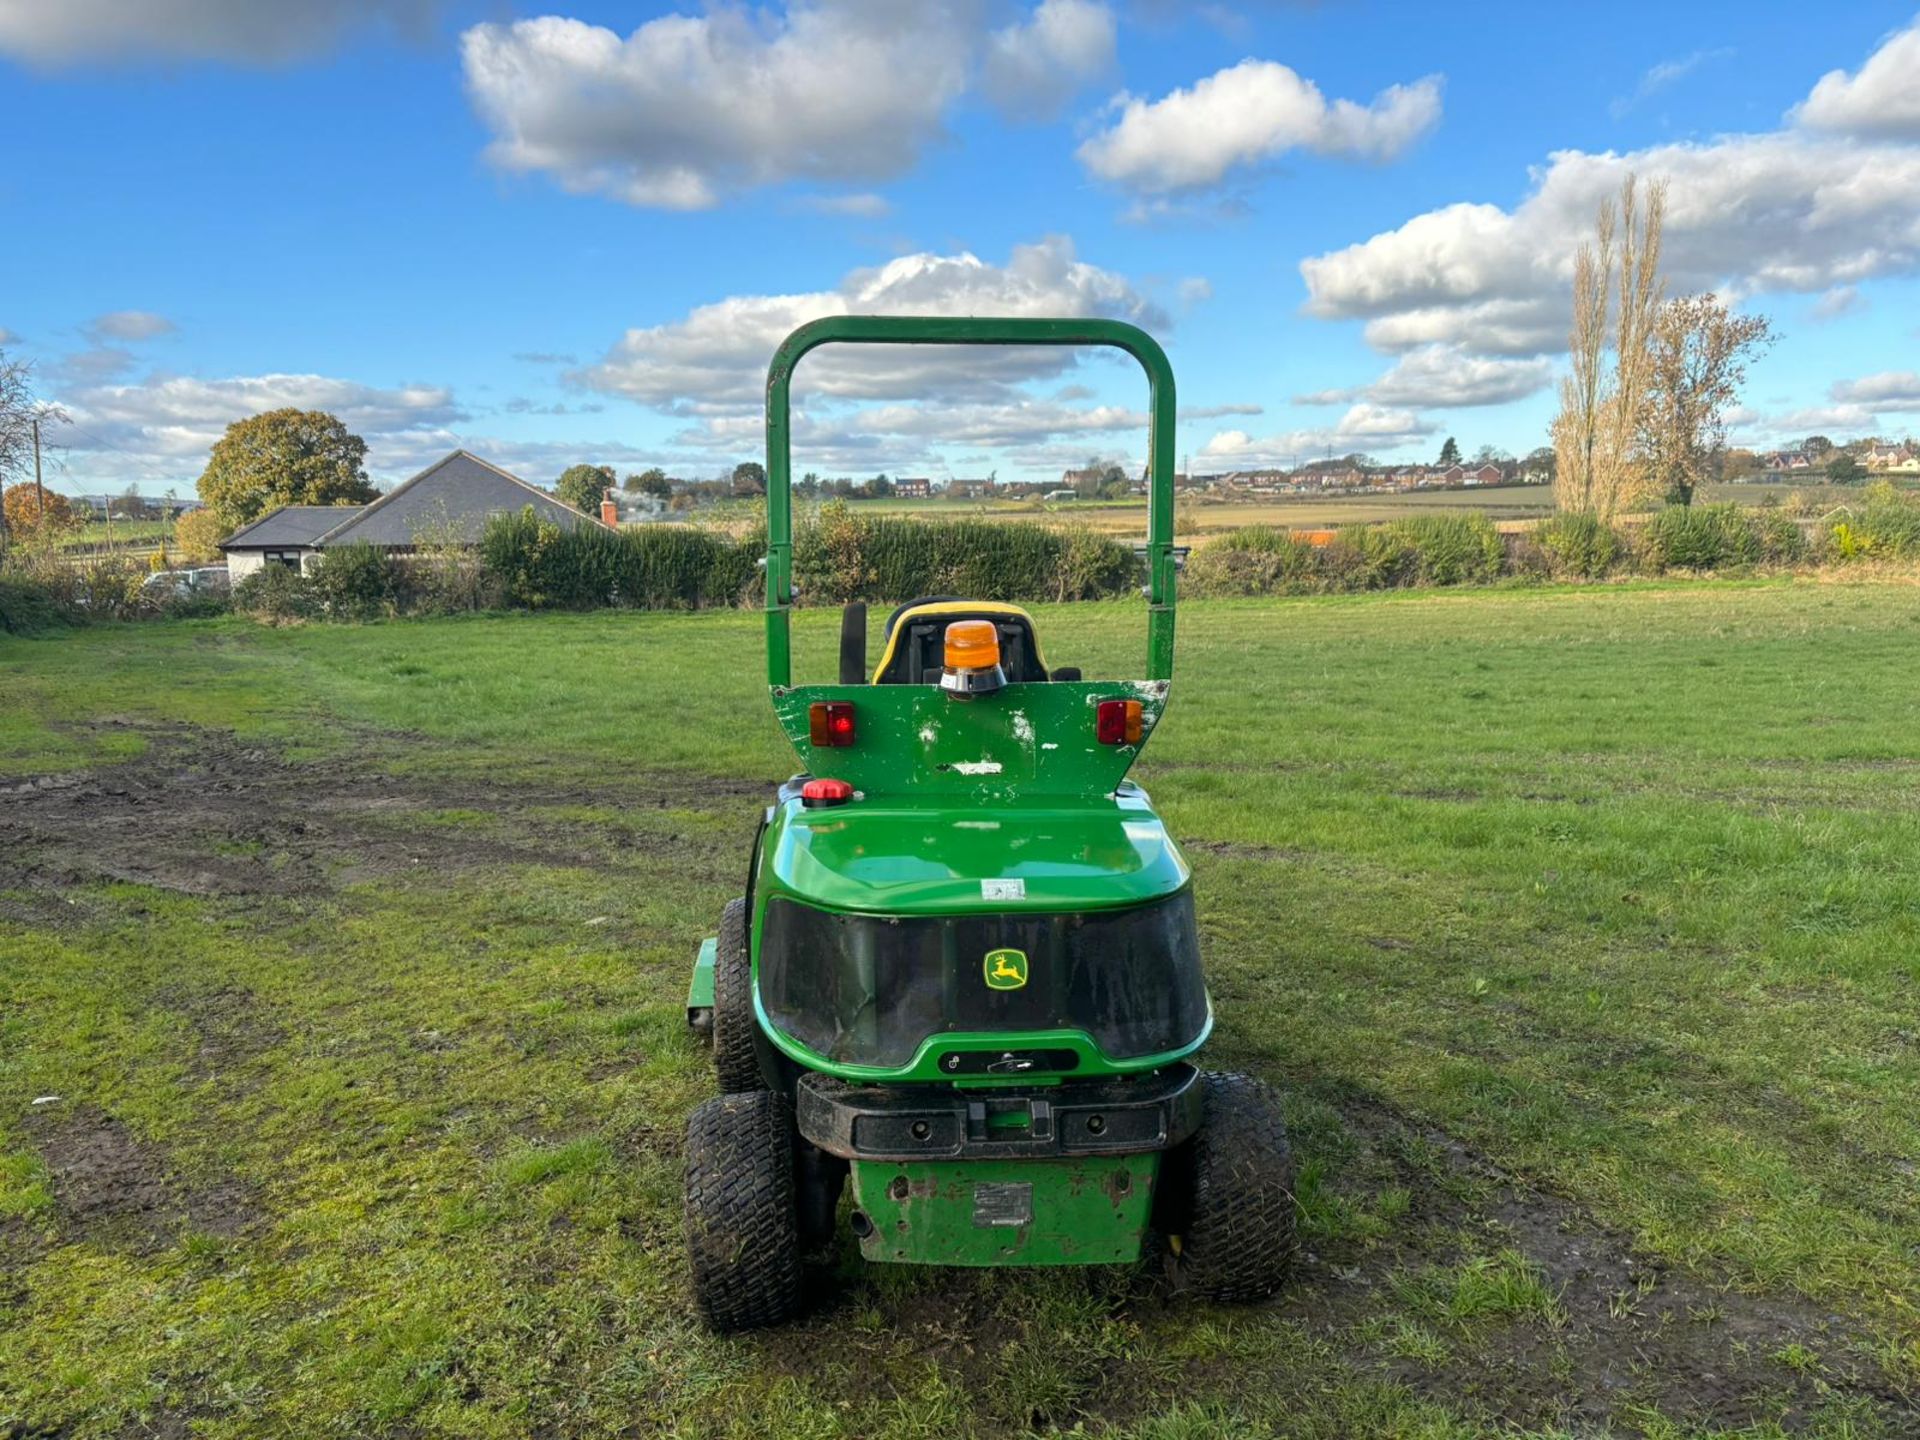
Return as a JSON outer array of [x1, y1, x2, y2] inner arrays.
[[1095, 698, 1143, 746], [809, 701, 856, 747]]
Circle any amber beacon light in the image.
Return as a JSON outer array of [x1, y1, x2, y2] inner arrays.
[[939, 619, 1007, 697]]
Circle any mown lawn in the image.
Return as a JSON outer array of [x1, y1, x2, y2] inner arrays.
[[2, 580, 1918, 1438]]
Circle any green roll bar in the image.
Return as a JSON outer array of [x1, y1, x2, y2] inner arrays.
[[763, 315, 1178, 688]]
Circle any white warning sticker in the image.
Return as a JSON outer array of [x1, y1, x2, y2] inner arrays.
[[981, 878, 1025, 901]]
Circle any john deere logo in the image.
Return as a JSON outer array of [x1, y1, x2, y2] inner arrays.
[[984, 948, 1028, 990]]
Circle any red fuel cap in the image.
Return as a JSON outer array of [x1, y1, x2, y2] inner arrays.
[[801, 778, 854, 806]]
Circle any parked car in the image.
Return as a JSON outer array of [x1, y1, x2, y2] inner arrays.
[[141, 566, 230, 599]]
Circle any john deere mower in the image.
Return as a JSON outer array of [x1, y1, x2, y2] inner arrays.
[[683, 316, 1296, 1332]]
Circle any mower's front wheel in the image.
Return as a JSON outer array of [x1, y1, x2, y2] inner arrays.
[[1162, 1070, 1298, 1303], [711, 897, 766, 1093], [684, 1090, 803, 1333]]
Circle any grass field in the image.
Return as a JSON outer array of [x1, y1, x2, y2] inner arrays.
[[50, 519, 173, 556], [3, 582, 1919, 1437]]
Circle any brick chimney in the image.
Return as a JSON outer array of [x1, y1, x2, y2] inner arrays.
[[600, 491, 619, 527]]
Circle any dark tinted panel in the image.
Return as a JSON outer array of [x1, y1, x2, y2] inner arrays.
[[758, 892, 1206, 1067]]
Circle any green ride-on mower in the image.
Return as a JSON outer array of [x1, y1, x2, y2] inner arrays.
[[683, 316, 1296, 1332]]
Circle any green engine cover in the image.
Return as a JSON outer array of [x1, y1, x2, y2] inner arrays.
[[849, 1154, 1158, 1266]]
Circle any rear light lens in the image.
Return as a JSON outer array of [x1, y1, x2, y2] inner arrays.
[[809, 701, 856, 747], [1095, 698, 1143, 746]]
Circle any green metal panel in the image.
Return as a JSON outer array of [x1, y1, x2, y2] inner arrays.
[[849, 1154, 1159, 1266], [772, 679, 1167, 801], [763, 315, 1178, 688], [757, 787, 1189, 917], [686, 936, 716, 1016]]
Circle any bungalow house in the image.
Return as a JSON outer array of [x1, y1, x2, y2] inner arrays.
[[221, 449, 603, 577]]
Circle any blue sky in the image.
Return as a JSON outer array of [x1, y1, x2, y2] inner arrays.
[[3, 1, 1918, 493]]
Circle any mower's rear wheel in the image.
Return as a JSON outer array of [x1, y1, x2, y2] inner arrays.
[[684, 1090, 803, 1333], [1163, 1070, 1297, 1302], [712, 897, 766, 1093]]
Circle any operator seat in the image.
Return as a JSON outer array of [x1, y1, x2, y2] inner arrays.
[[872, 597, 1057, 685]]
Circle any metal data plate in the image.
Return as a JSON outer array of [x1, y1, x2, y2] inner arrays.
[[972, 1181, 1034, 1228]]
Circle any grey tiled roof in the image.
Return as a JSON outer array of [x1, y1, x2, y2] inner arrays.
[[221, 505, 364, 549], [315, 451, 600, 547]]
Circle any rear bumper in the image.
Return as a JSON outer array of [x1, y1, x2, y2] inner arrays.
[[795, 1063, 1201, 1163]]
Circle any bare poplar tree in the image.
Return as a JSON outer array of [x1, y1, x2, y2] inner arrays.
[[1603, 177, 1666, 515], [1638, 294, 1774, 507], [1550, 175, 1668, 521], [1552, 202, 1613, 515]]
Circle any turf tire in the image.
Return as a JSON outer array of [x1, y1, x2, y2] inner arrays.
[[684, 1091, 804, 1333], [711, 897, 766, 1093], [1169, 1070, 1297, 1302]]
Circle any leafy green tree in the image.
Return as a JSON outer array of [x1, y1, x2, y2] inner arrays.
[[196, 408, 375, 532], [731, 461, 767, 496], [1438, 436, 1461, 466], [556, 463, 615, 515], [625, 467, 672, 500], [1827, 452, 1865, 484]]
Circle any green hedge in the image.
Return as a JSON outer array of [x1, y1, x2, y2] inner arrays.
[[1183, 500, 1863, 599], [474, 502, 1138, 612], [792, 502, 1134, 604], [1827, 483, 1920, 560], [1186, 513, 1506, 596]]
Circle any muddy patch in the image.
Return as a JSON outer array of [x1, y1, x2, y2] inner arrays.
[[22, 1105, 257, 1254], [0, 719, 775, 913], [1269, 1087, 1912, 1434], [149, 983, 285, 1081]]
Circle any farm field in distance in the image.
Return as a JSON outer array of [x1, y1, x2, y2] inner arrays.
[[3, 582, 1919, 1437], [855, 481, 1873, 542]]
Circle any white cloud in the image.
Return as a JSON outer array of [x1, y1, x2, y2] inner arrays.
[[1301, 134, 1920, 355], [46, 368, 703, 492], [1754, 403, 1879, 436], [1302, 23, 1920, 363], [55, 372, 467, 485], [1831, 371, 1920, 410], [1609, 48, 1732, 119], [460, 4, 974, 209], [87, 310, 176, 343], [1810, 284, 1865, 321], [1197, 404, 1435, 468], [0, 0, 436, 65], [832, 398, 1145, 446], [1297, 344, 1554, 409], [574, 235, 1165, 421], [1078, 59, 1442, 194], [1794, 17, 1920, 138], [793, 192, 894, 219], [1178, 402, 1263, 419], [980, 0, 1116, 120]]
